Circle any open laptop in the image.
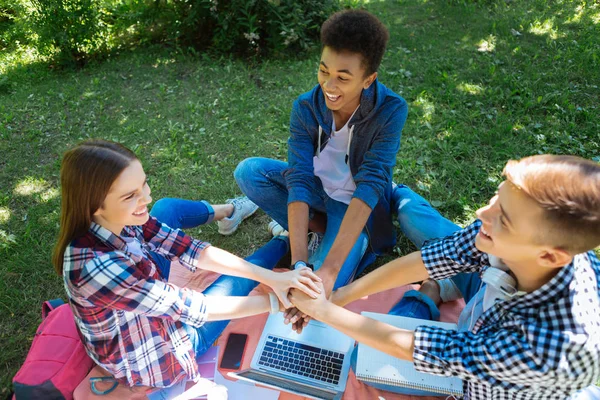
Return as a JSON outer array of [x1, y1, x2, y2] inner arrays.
[[228, 313, 355, 400]]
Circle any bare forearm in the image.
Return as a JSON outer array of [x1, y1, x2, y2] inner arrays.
[[321, 198, 371, 274], [288, 202, 309, 264], [196, 246, 273, 284], [335, 251, 429, 306], [315, 302, 415, 361], [204, 295, 270, 321]]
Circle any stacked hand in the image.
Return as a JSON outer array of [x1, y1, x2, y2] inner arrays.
[[288, 280, 327, 321], [268, 267, 348, 334], [266, 267, 323, 309], [284, 268, 336, 333]]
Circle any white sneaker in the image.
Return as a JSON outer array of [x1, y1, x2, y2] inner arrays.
[[217, 196, 259, 235], [268, 220, 288, 237], [307, 231, 323, 260], [267, 220, 321, 257]]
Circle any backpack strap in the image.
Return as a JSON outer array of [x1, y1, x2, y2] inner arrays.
[[41, 298, 65, 320]]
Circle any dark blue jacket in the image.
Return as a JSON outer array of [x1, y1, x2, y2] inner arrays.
[[284, 79, 408, 254]]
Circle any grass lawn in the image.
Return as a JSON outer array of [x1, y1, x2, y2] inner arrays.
[[1, 0, 599, 393]]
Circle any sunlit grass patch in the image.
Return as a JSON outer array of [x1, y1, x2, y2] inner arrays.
[[476, 35, 496, 52], [0, 208, 10, 224], [529, 19, 561, 39], [0, 230, 17, 249], [457, 83, 484, 95], [413, 93, 436, 122], [13, 177, 51, 197]]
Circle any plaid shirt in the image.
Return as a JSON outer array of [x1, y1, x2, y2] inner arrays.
[[62, 217, 210, 388], [414, 220, 600, 399]]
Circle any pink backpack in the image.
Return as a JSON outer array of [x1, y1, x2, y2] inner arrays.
[[12, 299, 95, 400]]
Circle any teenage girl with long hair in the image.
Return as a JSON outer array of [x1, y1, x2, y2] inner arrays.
[[53, 139, 321, 388]]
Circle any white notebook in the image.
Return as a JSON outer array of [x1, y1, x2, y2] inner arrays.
[[356, 312, 463, 397]]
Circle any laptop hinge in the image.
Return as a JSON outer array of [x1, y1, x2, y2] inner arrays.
[[232, 369, 337, 400]]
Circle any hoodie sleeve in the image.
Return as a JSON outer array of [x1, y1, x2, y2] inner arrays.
[[285, 98, 317, 205], [352, 99, 408, 209]]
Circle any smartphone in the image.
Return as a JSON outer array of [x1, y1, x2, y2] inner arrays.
[[219, 333, 248, 370]]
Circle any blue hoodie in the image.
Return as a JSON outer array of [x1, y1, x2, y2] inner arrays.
[[283, 79, 408, 254]]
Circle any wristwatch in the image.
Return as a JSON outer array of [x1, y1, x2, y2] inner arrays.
[[292, 260, 314, 271]]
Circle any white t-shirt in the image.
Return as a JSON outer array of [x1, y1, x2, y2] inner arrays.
[[313, 108, 359, 205], [122, 236, 145, 258]]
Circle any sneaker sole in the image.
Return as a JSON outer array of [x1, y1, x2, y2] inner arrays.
[[217, 205, 259, 235], [268, 221, 288, 237]]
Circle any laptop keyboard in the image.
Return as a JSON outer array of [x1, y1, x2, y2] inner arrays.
[[258, 335, 345, 385]]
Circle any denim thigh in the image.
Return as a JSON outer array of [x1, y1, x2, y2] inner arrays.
[[309, 197, 368, 290], [150, 198, 215, 230], [234, 157, 326, 229]]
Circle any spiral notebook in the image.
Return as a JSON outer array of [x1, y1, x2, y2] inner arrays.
[[356, 312, 463, 397]]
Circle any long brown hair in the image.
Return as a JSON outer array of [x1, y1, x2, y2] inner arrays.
[[52, 139, 138, 275]]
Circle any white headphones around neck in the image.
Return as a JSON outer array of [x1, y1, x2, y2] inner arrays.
[[467, 266, 527, 330], [481, 267, 520, 298]]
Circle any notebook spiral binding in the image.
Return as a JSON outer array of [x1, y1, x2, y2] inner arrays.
[[358, 374, 463, 397]]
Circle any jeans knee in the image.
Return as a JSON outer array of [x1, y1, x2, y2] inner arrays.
[[150, 198, 175, 223], [234, 157, 260, 181], [397, 213, 427, 249], [391, 290, 441, 321]]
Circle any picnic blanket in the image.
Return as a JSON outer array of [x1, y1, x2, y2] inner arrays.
[[74, 261, 464, 400], [172, 261, 465, 400]]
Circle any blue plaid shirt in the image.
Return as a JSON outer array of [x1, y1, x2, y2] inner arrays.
[[62, 217, 210, 388], [414, 221, 600, 399]]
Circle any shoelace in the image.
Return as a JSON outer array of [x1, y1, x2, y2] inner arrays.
[[307, 232, 322, 255], [233, 197, 251, 210]]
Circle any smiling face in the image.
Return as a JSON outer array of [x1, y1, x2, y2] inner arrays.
[[93, 160, 152, 235], [475, 181, 547, 263], [318, 46, 377, 122], [474, 180, 573, 291]]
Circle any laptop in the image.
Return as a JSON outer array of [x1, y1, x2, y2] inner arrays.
[[228, 313, 355, 400]]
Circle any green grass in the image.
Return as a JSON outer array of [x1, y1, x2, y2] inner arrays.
[[1, 0, 599, 393]]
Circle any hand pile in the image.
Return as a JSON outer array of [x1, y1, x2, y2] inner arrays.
[[266, 265, 345, 334], [284, 269, 338, 334]]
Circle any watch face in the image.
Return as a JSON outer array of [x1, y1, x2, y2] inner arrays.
[[293, 261, 307, 270], [293, 261, 314, 271]]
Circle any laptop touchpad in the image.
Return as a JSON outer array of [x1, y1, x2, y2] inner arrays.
[[286, 320, 351, 352]]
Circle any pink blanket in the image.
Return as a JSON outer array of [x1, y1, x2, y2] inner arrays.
[[181, 266, 465, 400], [75, 263, 464, 400]]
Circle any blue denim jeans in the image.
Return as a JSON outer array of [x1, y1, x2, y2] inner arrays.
[[387, 184, 487, 322], [149, 198, 288, 362], [391, 184, 461, 249], [383, 188, 484, 396], [388, 272, 482, 322], [234, 157, 474, 290], [235, 157, 367, 290]]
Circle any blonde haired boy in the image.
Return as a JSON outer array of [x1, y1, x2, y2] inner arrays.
[[291, 155, 600, 399]]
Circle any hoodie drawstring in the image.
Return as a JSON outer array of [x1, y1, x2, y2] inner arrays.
[[345, 125, 354, 164], [317, 125, 323, 157], [316, 123, 353, 164]]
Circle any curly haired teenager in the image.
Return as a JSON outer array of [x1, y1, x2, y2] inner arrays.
[[235, 10, 459, 331]]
